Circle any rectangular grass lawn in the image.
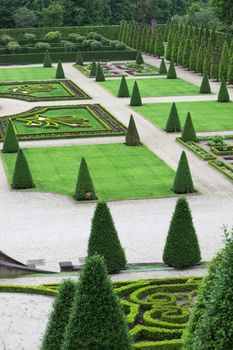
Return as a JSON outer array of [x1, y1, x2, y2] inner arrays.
[[134, 101, 233, 132], [3, 144, 175, 201], [0, 67, 56, 81], [99, 78, 199, 97]]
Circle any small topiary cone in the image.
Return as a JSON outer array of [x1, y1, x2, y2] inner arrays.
[[95, 63, 105, 82], [2, 119, 19, 153], [200, 73, 211, 93], [173, 151, 195, 194], [130, 81, 142, 106], [136, 50, 144, 65], [12, 149, 35, 189], [75, 52, 84, 66], [74, 157, 96, 201], [181, 112, 197, 142], [118, 76, 130, 97], [43, 49, 52, 68], [165, 103, 181, 132], [159, 58, 167, 74], [167, 61, 177, 79], [218, 79, 230, 102], [90, 59, 97, 77], [125, 115, 141, 146], [55, 60, 65, 79]]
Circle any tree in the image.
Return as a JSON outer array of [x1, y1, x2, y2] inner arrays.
[[118, 76, 130, 98], [74, 157, 96, 201], [218, 41, 229, 82], [165, 103, 181, 132], [88, 202, 127, 273], [228, 54, 233, 84], [41, 3, 64, 27], [182, 37, 192, 69], [181, 112, 197, 142], [167, 61, 177, 79], [163, 197, 201, 268], [43, 49, 52, 68], [159, 58, 167, 74], [12, 7, 38, 28], [75, 52, 84, 66], [2, 119, 19, 153], [95, 63, 105, 82], [90, 59, 97, 77], [109, 0, 131, 24], [154, 31, 164, 58], [125, 115, 141, 146], [212, 0, 233, 25], [173, 151, 195, 194], [41, 280, 76, 350], [130, 81, 142, 106], [218, 79, 230, 102], [12, 149, 34, 190], [136, 50, 144, 64], [200, 73, 211, 93], [55, 60, 65, 79]]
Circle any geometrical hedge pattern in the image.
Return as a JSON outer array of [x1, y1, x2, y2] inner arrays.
[[0, 277, 202, 349], [0, 104, 127, 141], [0, 80, 91, 101]]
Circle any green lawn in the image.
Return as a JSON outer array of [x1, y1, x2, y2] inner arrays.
[[99, 78, 199, 97], [134, 101, 233, 132], [0, 67, 56, 81], [3, 144, 175, 201]]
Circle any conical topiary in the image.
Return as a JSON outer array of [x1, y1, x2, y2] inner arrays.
[[41, 280, 76, 350], [200, 73, 211, 93], [55, 60, 65, 79], [43, 49, 52, 68], [75, 52, 84, 66], [118, 76, 130, 97], [2, 119, 19, 153], [163, 197, 201, 268], [165, 103, 181, 132], [88, 202, 127, 273], [218, 79, 230, 102], [90, 59, 97, 77], [173, 151, 195, 194], [181, 112, 197, 142], [167, 61, 177, 79], [130, 81, 142, 106], [62, 255, 132, 350], [159, 58, 167, 74], [95, 63, 105, 82], [136, 50, 144, 65], [125, 115, 141, 146], [74, 157, 96, 201], [12, 149, 35, 189]]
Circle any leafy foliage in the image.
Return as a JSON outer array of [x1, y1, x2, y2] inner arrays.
[[173, 151, 195, 194], [74, 157, 96, 201], [55, 60, 65, 79], [181, 112, 197, 142], [2, 119, 19, 153], [118, 76, 130, 97], [125, 115, 141, 146], [165, 102, 181, 132], [130, 81, 142, 106], [12, 149, 34, 189]]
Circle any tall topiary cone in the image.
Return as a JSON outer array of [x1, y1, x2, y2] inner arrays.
[[125, 115, 141, 146], [12, 149, 34, 189], [181, 112, 197, 142], [118, 76, 130, 97], [200, 73, 211, 93], [95, 63, 105, 82], [55, 60, 65, 79], [163, 197, 201, 268], [159, 58, 167, 74], [90, 59, 97, 77], [62, 255, 132, 350], [41, 280, 76, 350], [136, 50, 144, 64], [74, 157, 96, 201], [43, 49, 52, 68], [218, 79, 230, 102], [167, 61, 177, 79], [165, 102, 181, 132], [88, 202, 127, 273], [75, 52, 84, 66], [130, 81, 142, 106], [173, 151, 195, 194], [2, 119, 19, 153]]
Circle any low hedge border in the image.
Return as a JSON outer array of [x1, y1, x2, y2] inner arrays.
[[133, 339, 183, 350], [209, 159, 233, 181], [131, 325, 183, 342], [176, 137, 216, 161], [144, 307, 189, 329], [73, 63, 126, 78], [0, 284, 56, 296], [210, 145, 233, 156]]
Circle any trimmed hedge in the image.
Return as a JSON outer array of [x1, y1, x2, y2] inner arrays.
[[176, 138, 216, 161]]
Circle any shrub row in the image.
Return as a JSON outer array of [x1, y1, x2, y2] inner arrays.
[[176, 138, 216, 161], [209, 159, 233, 181], [0, 284, 56, 296], [133, 339, 183, 349]]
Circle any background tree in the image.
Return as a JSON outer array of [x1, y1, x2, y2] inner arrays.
[[212, 0, 233, 25], [40, 3, 64, 27], [13, 7, 38, 27]]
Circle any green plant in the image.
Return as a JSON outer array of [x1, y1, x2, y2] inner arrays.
[[2, 119, 19, 153], [90, 59, 97, 77], [23, 33, 36, 44], [130, 81, 142, 106], [125, 115, 141, 146], [163, 197, 201, 268], [7, 41, 21, 54], [118, 76, 130, 97], [116, 42, 126, 50], [91, 40, 102, 50], [136, 50, 144, 65], [181, 112, 197, 143], [218, 79, 230, 102], [55, 60, 65, 79], [74, 157, 96, 201], [12, 149, 35, 189], [35, 42, 51, 50], [167, 61, 177, 79], [95, 62, 105, 82], [43, 49, 52, 68], [173, 151, 195, 194], [165, 103, 181, 132], [199, 73, 211, 93], [45, 31, 61, 43], [208, 135, 226, 146], [159, 58, 167, 74], [75, 52, 84, 66]]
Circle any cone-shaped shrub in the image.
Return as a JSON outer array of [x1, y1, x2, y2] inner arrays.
[[181, 112, 197, 142], [12, 149, 34, 189], [95, 63, 105, 82], [43, 49, 52, 68], [163, 197, 201, 268], [75, 52, 84, 66], [173, 151, 194, 194], [159, 58, 167, 74], [62, 255, 132, 350], [167, 61, 177, 79], [74, 157, 96, 201], [136, 50, 144, 64], [2, 119, 19, 153], [130, 81, 142, 106], [90, 59, 97, 77], [218, 79, 230, 102], [165, 103, 181, 132], [118, 76, 130, 97], [41, 279, 76, 350], [200, 73, 211, 93], [88, 202, 127, 273], [55, 60, 65, 79], [126, 115, 141, 146]]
